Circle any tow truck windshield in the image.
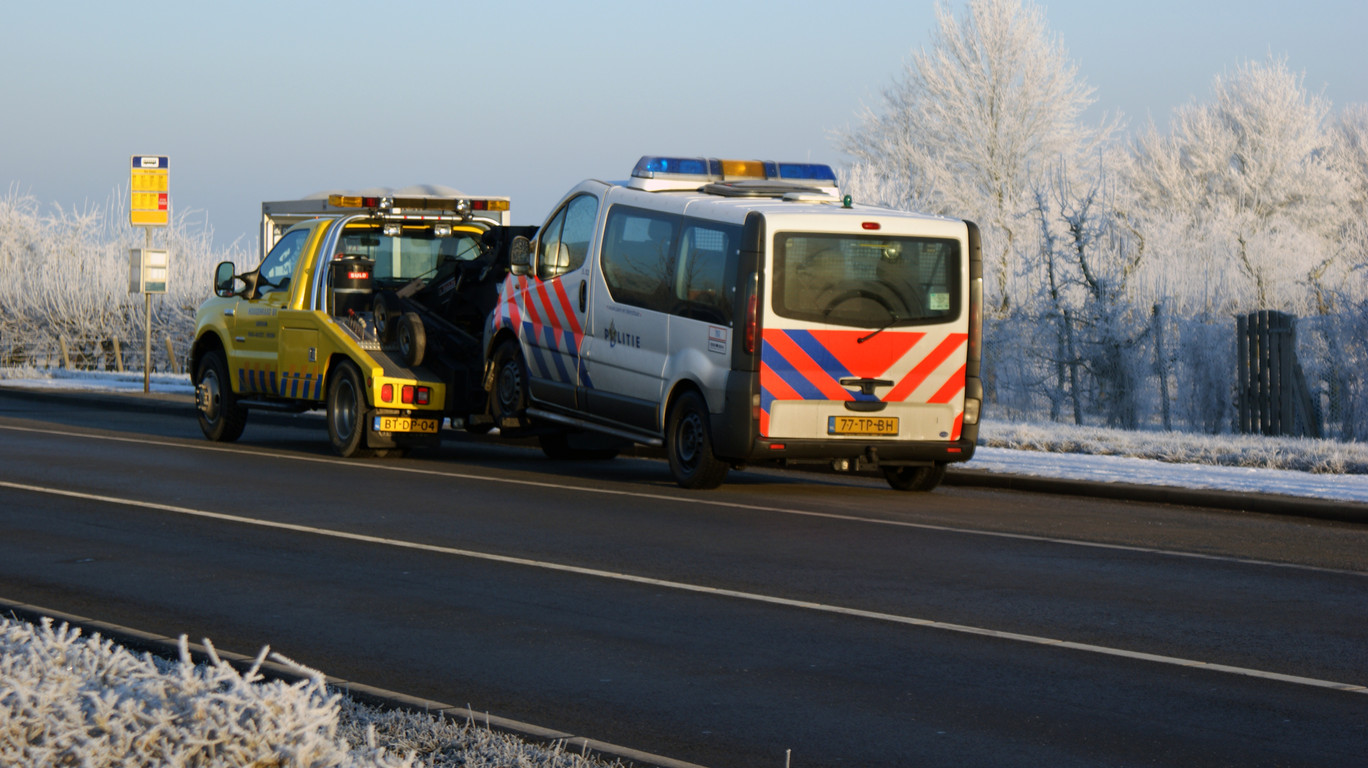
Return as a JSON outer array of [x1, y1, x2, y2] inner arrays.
[[336, 225, 484, 287]]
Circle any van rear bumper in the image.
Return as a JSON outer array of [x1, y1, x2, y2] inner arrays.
[[740, 437, 976, 466], [712, 370, 980, 467]]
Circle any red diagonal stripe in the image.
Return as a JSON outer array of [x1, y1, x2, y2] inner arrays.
[[763, 330, 852, 401], [884, 334, 967, 402], [928, 364, 967, 404], [551, 277, 582, 337]]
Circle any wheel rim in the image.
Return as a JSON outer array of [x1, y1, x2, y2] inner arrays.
[[497, 360, 521, 413], [676, 411, 704, 469], [334, 377, 358, 439], [199, 367, 222, 423]]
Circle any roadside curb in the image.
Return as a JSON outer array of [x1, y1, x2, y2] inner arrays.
[[0, 597, 707, 768], [4, 384, 1364, 524]]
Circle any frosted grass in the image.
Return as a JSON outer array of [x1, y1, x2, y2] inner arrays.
[[0, 616, 621, 768]]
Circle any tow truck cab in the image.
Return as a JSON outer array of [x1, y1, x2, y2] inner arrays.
[[189, 187, 517, 456]]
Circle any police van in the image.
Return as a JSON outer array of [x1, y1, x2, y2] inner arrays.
[[484, 156, 983, 490]]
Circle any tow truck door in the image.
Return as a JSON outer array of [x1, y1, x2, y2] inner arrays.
[[231, 227, 310, 396]]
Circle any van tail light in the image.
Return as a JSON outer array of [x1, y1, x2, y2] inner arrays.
[[743, 274, 760, 355]]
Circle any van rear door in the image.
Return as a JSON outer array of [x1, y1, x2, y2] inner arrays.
[[758, 220, 970, 444]]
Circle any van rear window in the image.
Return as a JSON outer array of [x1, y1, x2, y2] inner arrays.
[[772, 233, 959, 328]]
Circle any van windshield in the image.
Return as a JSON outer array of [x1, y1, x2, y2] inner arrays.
[[772, 233, 959, 328]]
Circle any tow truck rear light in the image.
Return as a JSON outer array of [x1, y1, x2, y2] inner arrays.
[[381, 383, 394, 403], [470, 199, 510, 211], [329, 195, 382, 208], [395, 385, 431, 405]]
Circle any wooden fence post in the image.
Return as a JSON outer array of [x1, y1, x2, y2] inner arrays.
[[164, 336, 179, 375], [59, 337, 71, 370], [112, 338, 124, 373]]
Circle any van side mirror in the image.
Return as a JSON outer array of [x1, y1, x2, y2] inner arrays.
[[538, 243, 571, 281], [509, 236, 532, 277], [214, 261, 239, 297]]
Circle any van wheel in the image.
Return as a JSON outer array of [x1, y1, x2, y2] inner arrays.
[[883, 464, 946, 492], [327, 360, 371, 457], [397, 312, 426, 367], [490, 341, 530, 431], [195, 349, 247, 442], [666, 391, 729, 489]]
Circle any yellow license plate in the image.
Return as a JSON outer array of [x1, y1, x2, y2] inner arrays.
[[373, 416, 439, 434], [828, 416, 900, 436]]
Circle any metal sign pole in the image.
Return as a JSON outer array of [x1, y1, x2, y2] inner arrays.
[[144, 227, 152, 393]]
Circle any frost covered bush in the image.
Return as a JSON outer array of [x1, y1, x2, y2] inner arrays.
[[0, 617, 414, 767], [0, 186, 249, 373], [0, 617, 620, 768], [979, 418, 1368, 474]]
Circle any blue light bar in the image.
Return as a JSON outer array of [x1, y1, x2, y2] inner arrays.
[[633, 156, 711, 177], [775, 162, 838, 183], [629, 155, 840, 190]]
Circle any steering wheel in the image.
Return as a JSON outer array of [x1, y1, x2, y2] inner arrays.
[[817, 280, 907, 318]]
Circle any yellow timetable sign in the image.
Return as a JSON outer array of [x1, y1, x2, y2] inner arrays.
[[130, 155, 169, 227]]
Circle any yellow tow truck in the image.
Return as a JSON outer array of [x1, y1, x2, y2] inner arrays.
[[188, 187, 524, 456]]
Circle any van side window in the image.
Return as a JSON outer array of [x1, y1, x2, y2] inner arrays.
[[601, 206, 678, 313], [537, 194, 598, 280], [673, 220, 741, 325]]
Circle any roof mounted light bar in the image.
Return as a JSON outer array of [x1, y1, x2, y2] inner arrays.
[[326, 194, 510, 221], [629, 155, 839, 193]]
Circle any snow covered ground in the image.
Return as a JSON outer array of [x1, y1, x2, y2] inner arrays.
[[2, 366, 1365, 504]]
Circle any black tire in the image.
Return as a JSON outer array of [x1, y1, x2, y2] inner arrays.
[[538, 431, 621, 461], [195, 348, 247, 442], [373, 293, 396, 343], [490, 341, 530, 431], [665, 391, 729, 489], [397, 312, 426, 367], [883, 463, 947, 492], [326, 360, 371, 457]]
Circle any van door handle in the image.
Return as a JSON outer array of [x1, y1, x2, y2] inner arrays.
[[579, 281, 587, 312]]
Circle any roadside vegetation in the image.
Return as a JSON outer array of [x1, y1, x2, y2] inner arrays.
[[0, 616, 621, 768]]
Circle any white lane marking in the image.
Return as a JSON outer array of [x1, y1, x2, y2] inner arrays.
[[0, 423, 1363, 579], [1, 477, 1364, 695]]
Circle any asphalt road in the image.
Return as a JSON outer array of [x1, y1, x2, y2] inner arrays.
[[1, 388, 1365, 767]]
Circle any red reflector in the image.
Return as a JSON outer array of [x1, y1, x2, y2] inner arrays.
[[769, 444, 785, 450], [381, 383, 393, 403], [862, 222, 881, 230], [416, 387, 430, 405], [401, 385, 414, 404], [947, 447, 962, 453]]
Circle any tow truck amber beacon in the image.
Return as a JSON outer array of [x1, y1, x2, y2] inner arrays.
[[188, 187, 515, 457], [486, 156, 984, 491]]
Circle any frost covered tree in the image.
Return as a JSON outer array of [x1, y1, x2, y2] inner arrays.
[[838, 0, 1112, 314], [1127, 57, 1352, 311]]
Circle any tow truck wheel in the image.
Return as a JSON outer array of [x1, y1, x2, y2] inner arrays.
[[373, 294, 395, 343], [327, 360, 371, 457], [665, 391, 729, 490], [195, 349, 247, 442], [883, 463, 947, 492], [490, 341, 530, 431], [397, 312, 426, 367]]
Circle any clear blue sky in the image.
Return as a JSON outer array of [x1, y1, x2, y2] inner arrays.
[[2, 0, 1363, 249]]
